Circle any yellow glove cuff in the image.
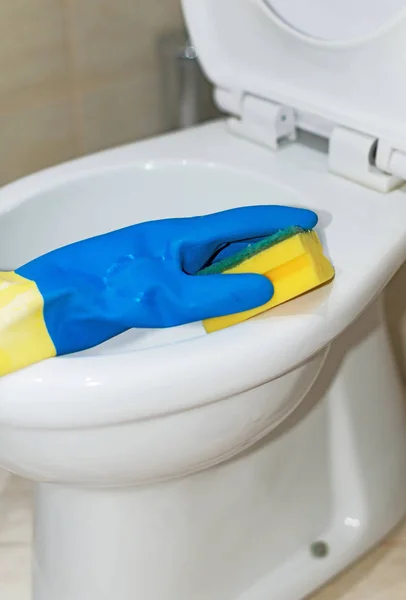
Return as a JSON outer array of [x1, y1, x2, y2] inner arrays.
[[0, 271, 56, 376]]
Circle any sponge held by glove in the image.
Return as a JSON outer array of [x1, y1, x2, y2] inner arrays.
[[198, 227, 335, 333]]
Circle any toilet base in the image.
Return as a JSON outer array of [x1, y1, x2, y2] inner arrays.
[[32, 300, 406, 600]]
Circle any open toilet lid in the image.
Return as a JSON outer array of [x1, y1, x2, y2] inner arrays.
[[182, 0, 406, 148]]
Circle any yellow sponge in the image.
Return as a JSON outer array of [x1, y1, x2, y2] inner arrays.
[[202, 229, 334, 333]]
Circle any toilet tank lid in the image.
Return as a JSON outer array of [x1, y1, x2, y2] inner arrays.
[[182, 0, 406, 147]]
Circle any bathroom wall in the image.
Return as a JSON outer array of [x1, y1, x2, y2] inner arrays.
[[0, 0, 183, 186]]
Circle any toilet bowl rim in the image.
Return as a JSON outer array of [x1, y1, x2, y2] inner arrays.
[[0, 125, 404, 429], [0, 132, 340, 429], [0, 301, 376, 429]]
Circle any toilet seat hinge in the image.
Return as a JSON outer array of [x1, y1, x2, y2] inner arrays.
[[329, 126, 405, 193], [375, 139, 406, 184], [217, 90, 297, 151]]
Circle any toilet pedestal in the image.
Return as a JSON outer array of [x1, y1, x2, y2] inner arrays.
[[32, 300, 406, 600]]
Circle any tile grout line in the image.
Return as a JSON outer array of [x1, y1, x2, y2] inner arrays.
[[60, 0, 86, 156]]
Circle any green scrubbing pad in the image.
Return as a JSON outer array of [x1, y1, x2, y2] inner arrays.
[[198, 226, 303, 276]]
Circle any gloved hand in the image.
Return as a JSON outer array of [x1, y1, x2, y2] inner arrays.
[[0, 205, 317, 375]]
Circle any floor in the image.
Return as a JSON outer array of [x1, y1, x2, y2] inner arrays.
[[0, 475, 32, 599], [0, 474, 406, 599]]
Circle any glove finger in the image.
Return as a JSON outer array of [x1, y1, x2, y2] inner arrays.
[[180, 272, 274, 324], [182, 205, 317, 273], [194, 205, 317, 243]]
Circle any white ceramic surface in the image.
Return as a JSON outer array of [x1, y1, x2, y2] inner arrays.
[[0, 123, 404, 599], [0, 125, 404, 432], [29, 300, 406, 599], [2, 475, 406, 600], [183, 0, 406, 145]]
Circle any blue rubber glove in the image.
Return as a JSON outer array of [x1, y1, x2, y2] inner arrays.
[[0, 205, 317, 374]]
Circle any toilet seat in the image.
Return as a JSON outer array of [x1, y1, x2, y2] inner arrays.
[[0, 122, 405, 430], [183, 0, 406, 146]]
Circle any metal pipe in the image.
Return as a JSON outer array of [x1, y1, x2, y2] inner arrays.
[[158, 31, 220, 132]]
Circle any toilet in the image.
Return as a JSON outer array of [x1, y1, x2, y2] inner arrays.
[[0, 1, 406, 599]]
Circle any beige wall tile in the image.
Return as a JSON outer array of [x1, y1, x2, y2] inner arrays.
[[0, 0, 70, 113], [0, 101, 76, 186], [81, 72, 163, 153], [67, 0, 184, 87], [0, 0, 185, 180]]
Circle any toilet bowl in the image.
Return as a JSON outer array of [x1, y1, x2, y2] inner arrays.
[[0, 122, 405, 600], [1, 0, 406, 598]]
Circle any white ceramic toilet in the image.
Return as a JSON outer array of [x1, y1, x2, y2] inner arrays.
[[0, 1, 406, 599]]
